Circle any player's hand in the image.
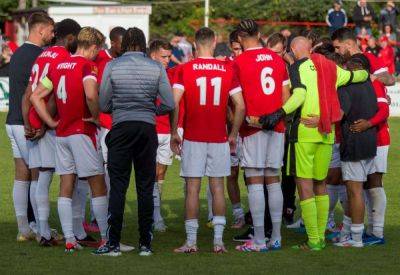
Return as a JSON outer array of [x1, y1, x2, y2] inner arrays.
[[83, 117, 100, 127], [24, 124, 35, 139], [370, 74, 377, 82], [350, 119, 372, 133], [228, 134, 237, 155], [259, 108, 286, 130], [30, 125, 46, 141], [300, 114, 320, 128], [171, 132, 182, 156]]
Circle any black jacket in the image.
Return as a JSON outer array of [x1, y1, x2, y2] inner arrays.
[[353, 2, 376, 29]]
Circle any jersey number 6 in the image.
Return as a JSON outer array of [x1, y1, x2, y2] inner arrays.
[[261, 67, 275, 95]]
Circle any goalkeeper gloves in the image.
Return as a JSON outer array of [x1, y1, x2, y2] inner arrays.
[[259, 108, 286, 130]]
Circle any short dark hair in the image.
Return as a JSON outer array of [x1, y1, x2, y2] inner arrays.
[[267, 33, 286, 49], [229, 29, 240, 45], [237, 19, 259, 38], [149, 39, 172, 54], [110, 27, 126, 42], [55, 19, 81, 40], [301, 29, 320, 47], [28, 12, 54, 31], [331, 27, 357, 42], [195, 27, 215, 45], [122, 27, 147, 53]]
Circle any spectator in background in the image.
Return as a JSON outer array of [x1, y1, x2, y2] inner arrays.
[[366, 37, 382, 57], [353, 0, 376, 35], [177, 32, 193, 62], [357, 27, 371, 52], [382, 24, 397, 46], [326, 1, 348, 36], [214, 33, 231, 57], [0, 42, 12, 76], [168, 33, 184, 68], [378, 36, 395, 74], [380, 1, 399, 32]]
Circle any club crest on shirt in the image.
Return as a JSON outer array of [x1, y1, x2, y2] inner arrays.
[[91, 65, 98, 75]]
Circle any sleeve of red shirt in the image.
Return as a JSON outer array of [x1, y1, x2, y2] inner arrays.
[[229, 64, 242, 96], [369, 80, 389, 126], [172, 65, 184, 91], [82, 62, 98, 82], [369, 52, 388, 74]]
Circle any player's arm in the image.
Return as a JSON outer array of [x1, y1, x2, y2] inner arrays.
[[83, 78, 100, 126], [375, 71, 395, 86], [30, 77, 58, 129], [22, 84, 34, 137], [156, 66, 175, 116], [336, 66, 369, 87], [46, 94, 57, 118], [282, 83, 290, 104], [170, 86, 184, 155], [99, 63, 113, 114], [229, 90, 245, 152]]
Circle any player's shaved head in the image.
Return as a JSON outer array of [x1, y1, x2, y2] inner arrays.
[[195, 27, 216, 47], [291, 36, 311, 59]]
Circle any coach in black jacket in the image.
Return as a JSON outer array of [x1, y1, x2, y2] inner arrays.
[[95, 27, 175, 257]]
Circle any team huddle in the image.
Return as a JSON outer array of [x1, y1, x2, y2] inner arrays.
[[5, 12, 391, 256]]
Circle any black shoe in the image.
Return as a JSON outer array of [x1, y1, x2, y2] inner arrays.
[[77, 235, 99, 248], [233, 227, 254, 242], [138, 244, 153, 256], [39, 236, 58, 247], [92, 242, 121, 257]]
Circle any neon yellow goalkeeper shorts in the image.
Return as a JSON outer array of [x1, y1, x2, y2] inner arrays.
[[287, 142, 333, 181]]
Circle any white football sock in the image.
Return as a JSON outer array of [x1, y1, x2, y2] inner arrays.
[[369, 187, 386, 238], [338, 185, 348, 212], [364, 190, 373, 235], [91, 196, 108, 240], [185, 219, 199, 246], [36, 170, 53, 239], [30, 180, 39, 233], [351, 223, 364, 243], [327, 184, 339, 217], [267, 182, 283, 242], [248, 184, 265, 245], [212, 216, 226, 246], [341, 215, 351, 240], [232, 203, 245, 220], [158, 180, 164, 197], [72, 187, 86, 240], [58, 197, 75, 242], [153, 182, 163, 223], [206, 184, 213, 221], [13, 180, 30, 235], [76, 180, 89, 221]]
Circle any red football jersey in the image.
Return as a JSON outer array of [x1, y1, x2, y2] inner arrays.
[[372, 80, 390, 146], [94, 49, 113, 129], [28, 46, 70, 129], [155, 67, 175, 134], [234, 47, 289, 137], [48, 55, 98, 138], [173, 57, 241, 143], [363, 52, 388, 75]]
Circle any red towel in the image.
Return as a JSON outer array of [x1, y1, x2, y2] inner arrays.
[[310, 53, 341, 134]]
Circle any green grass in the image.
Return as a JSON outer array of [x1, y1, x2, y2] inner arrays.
[[0, 112, 399, 274]]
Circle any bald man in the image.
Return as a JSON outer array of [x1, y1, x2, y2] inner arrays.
[[259, 36, 369, 251]]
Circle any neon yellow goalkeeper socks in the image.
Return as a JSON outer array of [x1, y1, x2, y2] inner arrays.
[[300, 197, 319, 245], [315, 195, 330, 241]]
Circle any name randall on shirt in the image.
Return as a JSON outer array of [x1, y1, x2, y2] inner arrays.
[[193, 63, 226, 72], [57, 62, 77, 70]]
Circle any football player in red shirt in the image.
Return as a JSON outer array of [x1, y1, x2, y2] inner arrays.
[[350, 79, 390, 245], [332, 27, 395, 86], [22, 19, 81, 246], [31, 27, 108, 253], [171, 27, 245, 253], [149, 39, 174, 232], [233, 19, 290, 252]]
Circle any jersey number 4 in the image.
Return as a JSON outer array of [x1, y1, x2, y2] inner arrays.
[[196, 77, 222, 106], [261, 67, 275, 95], [56, 76, 67, 104]]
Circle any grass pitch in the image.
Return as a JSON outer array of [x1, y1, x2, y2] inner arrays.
[[0, 113, 399, 274]]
